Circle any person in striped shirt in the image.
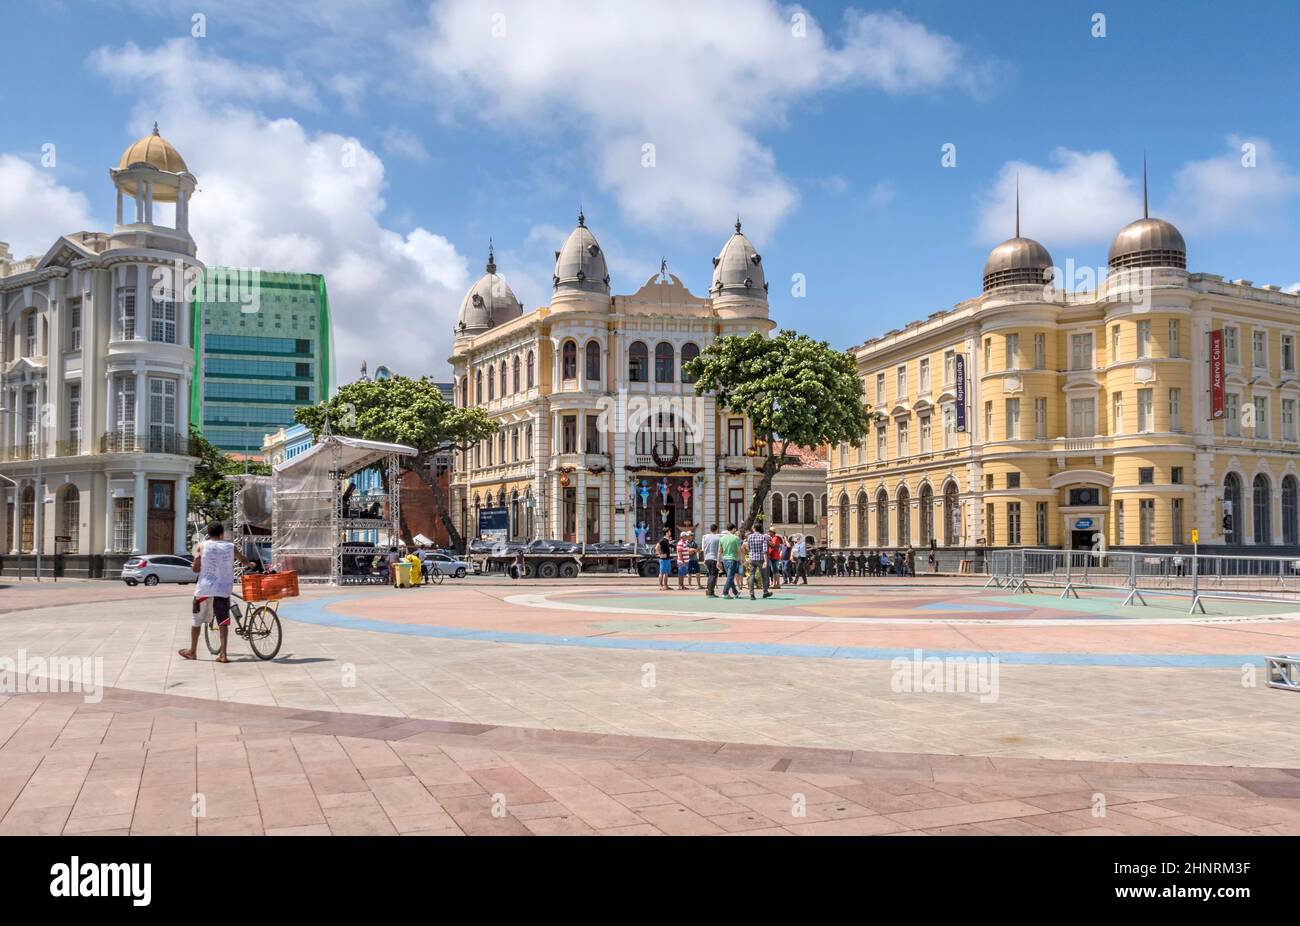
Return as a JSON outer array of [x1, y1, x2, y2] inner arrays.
[[675, 531, 693, 590], [745, 525, 772, 599]]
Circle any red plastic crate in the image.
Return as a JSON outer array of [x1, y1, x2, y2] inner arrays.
[[241, 571, 299, 601]]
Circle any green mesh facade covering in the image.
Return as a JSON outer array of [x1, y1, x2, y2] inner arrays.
[[191, 269, 333, 457]]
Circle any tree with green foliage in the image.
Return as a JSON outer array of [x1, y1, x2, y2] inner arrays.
[[684, 329, 871, 531], [187, 425, 271, 530], [295, 376, 497, 551]]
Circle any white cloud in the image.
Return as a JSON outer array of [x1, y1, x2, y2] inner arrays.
[[1166, 136, 1300, 235], [381, 126, 431, 163], [90, 39, 319, 110], [0, 155, 97, 260], [87, 41, 470, 382], [411, 0, 991, 241], [976, 149, 1139, 247]]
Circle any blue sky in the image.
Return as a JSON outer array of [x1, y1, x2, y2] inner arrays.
[[2, 0, 1298, 377]]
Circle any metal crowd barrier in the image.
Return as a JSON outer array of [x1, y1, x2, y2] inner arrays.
[[983, 547, 1300, 613]]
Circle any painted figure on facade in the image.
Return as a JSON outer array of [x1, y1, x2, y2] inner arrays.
[[658, 478, 670, 505], [637, 479, 651, 508]]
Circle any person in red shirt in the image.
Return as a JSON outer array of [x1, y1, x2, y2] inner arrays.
[[767, 527, 783, 590]]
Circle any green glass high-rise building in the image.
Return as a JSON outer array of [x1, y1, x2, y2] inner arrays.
[[190, 269, 334, 458]]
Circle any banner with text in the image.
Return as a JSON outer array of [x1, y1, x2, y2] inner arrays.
[[954, 353, 967, 433], [1210, 330, 1225, 420]]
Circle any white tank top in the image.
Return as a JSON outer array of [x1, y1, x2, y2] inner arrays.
[[194, 540, 236, 598]]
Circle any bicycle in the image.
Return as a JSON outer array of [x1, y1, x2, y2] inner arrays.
[[204, 566, 289, 660]]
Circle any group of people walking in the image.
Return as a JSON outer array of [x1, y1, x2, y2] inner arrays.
[[655, 524, 810, 600]]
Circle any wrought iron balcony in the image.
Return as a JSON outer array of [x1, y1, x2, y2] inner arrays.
[[100, 428, 197, 456]]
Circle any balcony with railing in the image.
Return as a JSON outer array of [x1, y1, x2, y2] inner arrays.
[[100, 428, 197, 456]]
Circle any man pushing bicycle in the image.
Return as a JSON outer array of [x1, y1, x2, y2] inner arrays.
[[179, 522, 252, 664]]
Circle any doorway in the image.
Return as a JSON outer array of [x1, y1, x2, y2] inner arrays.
[[147, 479, 175, 554], [1070, 529, 1093, 550]]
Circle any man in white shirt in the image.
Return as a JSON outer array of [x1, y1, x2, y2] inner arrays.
[[700, 524, 722, 597], [179, 522, 249, 664], [793, 535, 809, 585]]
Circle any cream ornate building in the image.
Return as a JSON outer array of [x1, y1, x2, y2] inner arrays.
[[449, 214, 829, 545], [0, 125, 200, 572], [828, 190, 1300, 551]]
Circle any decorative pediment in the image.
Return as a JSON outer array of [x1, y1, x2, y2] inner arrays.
[[1047, 468, 1114, 489], [35, 235, 94, 271]]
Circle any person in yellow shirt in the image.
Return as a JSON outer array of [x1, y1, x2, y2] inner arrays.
[[405, 551, 423, 587]]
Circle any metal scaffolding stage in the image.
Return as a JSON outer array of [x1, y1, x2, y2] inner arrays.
[[228, 473, 273, 569], [270, 435, 417, 585]]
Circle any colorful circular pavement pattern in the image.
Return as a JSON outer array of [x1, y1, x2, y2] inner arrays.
[[296, 582, 1300, 668]]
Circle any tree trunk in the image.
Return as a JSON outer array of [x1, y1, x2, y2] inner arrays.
[[409, 461, 464, 551], [742, 453, 782, 533]]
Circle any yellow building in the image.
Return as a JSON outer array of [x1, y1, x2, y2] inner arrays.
[[828, 195, 1300, 552], [447, 215, 829, 545]]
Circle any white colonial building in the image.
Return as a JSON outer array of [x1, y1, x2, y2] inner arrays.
[[0, 125, 200, 572], [449, 214, 845, 545]]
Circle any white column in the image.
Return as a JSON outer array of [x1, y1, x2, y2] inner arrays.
[[132, 470, 147, 554], [9, 480, 21, 554], [174, 475, 189, 554], [103, 485, 116, 554], [34, 381, 45, 458], [143, 179, 153, 225], [32, 475, 44, 556], [134, 369, 146, 449], [115, 188, 123, 225]]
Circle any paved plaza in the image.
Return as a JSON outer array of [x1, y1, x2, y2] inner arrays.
[[2, 576, 1299, 835]]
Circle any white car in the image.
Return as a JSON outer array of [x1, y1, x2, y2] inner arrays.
[[121, 554, 195, 587], [418, 551, 471, 579]]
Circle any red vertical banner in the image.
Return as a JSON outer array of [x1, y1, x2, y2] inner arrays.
[[1210, 329, 1225, 420]]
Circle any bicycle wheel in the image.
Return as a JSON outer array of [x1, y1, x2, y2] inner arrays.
[[428, 568, 444, 585], [202, 618, 222, 655], [246, 604, 283, 660]]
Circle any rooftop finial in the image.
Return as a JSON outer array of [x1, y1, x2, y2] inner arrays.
[[486, 237, 496, 274], [1142, 150, 1149, 219], [1015, 172, 1020, 239], [152, 121, 160, 136], [577, 206, 585, 227], [735, 215, 742, 234]]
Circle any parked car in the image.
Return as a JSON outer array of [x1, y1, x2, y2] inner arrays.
[[418, 551, 471, 579], [121, 554, 196, 586]]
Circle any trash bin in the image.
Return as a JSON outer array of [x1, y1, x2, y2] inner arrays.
[[393, 561, 413, 588]]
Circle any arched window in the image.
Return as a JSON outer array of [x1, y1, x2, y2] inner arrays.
[[524, 424, 533, 459], [803, 493, 815, 525], [629, 342, 648, 382], [821, 493, 828, 518], [837, 493, 850, 546], [897, 486, 911, 546], [680, 342, 700, 383], [1253, 474, 1272, 544], [855, 490, 868, 545], [585, 341, 601, 382], [787, 493, 799, 524], [60, 485, 80, 554], [943, 481, 959, 545], [475, 369, 483, 404], [526, 350, 535, 388], [919, 484, 934, 546], [562, 340, 577, 380], [771, 493, 784, 524], [876, 489, 889, 546], [512, 355, 521, 393], [1284, 476, 1298, 546], [487, 367, 495, 401], [1223, 473, 1242, 544], [654, 342, 674, 383], [499, 361, 507, 397], [460, 376, 468, 407]]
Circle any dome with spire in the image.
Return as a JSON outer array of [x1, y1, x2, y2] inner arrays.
[[710, 219, 767, 300], [1108, 159, 1187, 271], [983, 178, 1053, 292], [116, 123, 189, 205], [552, 210, 610, 296], [456, 244, 523, 334]]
